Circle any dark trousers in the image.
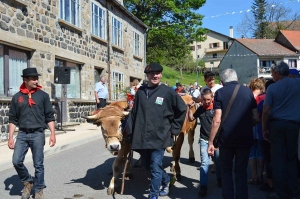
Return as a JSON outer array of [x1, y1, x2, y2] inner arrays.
[[270, 121, 299, 199], [262, 139, 272, 179], [219, 146, 251, 199], [96, 98, 106, 108], [139, 149, 170, 197]]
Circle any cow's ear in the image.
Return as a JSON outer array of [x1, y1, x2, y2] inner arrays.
[[123, 111, 130, 116]]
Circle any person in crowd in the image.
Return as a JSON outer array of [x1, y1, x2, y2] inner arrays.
[[188, 83, 195, 95], [8, 68, 56, 199], [126, 62, 187, 199], [188, 88, 221, 197], [192, 71, 222, 102], [259, 79, 275, 192], [247, 78, 265, 185], [208, 68, 259, 199], [94, 75, 108, 108], [175, 82, 186, 94], [130, 79, 140, 95], [262, 61, 300, 199], [192, 84, 201, 99]]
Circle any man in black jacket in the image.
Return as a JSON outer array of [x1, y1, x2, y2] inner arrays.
[[8, 68, 56, 199], [126, 63, 186, 199]]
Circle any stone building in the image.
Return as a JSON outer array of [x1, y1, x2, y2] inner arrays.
[[0, 0, 147, 139]]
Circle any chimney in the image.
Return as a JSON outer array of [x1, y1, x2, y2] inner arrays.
[[242, 35, 244, 39], [229, 26, 234, 38]]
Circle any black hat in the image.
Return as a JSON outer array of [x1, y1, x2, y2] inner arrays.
[[21, 68, 41, 77], [144, 62, 163, 73]]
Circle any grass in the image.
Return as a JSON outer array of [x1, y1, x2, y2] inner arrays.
[[161, 65, 219, 88]]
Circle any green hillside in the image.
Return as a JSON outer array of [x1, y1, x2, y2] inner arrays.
[[161, 65, 213, 88]]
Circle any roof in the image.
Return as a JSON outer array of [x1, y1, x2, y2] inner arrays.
[[279, 30, 300, 51], [236, 38, 297, 56], [206, 28, 233, 39], [111, 0, 148, 29]]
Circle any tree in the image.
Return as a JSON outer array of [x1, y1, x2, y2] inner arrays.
[[124, 0, 207, 65], [252, 0, 268, 38], [237, 0, 300, 38]]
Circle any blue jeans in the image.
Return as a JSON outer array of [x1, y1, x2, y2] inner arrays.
[[199, 140, 221, 186], [219, 146, 251, 199], [12, 131, 46, 192], [270, 121, 299, 199], [140, 149, 170, 197]]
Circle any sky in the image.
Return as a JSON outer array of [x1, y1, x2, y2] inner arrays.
[[196, 0, 300, 38]]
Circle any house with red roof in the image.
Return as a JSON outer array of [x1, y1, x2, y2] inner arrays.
[[218, 30, 300, 85]]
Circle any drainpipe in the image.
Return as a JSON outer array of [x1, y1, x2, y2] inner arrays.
[[106, 2, 111, 100], [144, 28, 149, 80]]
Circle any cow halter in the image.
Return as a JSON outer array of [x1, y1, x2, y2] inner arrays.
[[101, 126, 123, 148]]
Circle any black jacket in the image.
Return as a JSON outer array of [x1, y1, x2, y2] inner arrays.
[[126, 84, 187, 150], [9, 90, 55, 129]]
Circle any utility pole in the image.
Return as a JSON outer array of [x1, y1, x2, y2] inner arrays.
[[196, 41, 199, 86]]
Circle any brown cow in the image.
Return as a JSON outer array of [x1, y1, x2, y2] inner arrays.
[[167, 94, 197, 181], [84, 100, 131, 195]]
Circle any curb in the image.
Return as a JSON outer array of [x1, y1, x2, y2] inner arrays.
[[0, 133, 102, 173]]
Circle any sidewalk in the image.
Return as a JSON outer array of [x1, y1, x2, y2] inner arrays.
[[0, 123, 102, 172]]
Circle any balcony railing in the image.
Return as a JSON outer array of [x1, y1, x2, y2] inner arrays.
[[205, 46, 228, 53]]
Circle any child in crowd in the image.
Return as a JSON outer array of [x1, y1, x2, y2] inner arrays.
[[188, 88, 221, 196]]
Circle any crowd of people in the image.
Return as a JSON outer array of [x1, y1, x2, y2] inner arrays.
[[7, 61, 300, 199]]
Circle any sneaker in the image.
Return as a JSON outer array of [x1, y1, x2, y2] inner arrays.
[[159, 182, 170, 196], [34, 189, 44, 199], [198, 185, 207, 196], [21, 182, 33, 199]]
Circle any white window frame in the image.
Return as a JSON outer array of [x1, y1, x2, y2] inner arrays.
[[112, 71, 124, 100], [60, 0, 81, 27], [112, 16, 123, 48], [133, 31, 142, 57], [91, 1, 106, 40]]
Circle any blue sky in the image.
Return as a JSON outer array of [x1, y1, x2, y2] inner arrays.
[[197, 0, 300, 38]]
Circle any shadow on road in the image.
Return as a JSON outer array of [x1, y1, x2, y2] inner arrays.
[[3, 174, 22, 196], [67, 157, 115, 190]]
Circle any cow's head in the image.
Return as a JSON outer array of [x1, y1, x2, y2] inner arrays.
[[85, 101, 129, 155]]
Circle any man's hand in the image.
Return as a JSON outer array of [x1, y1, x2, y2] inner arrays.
[[188, 100, 195, 108], [49, 134, 56, 147], [207, 143, 215, 156], [96, 98, 100, 104], [8, 138, 14, 149]]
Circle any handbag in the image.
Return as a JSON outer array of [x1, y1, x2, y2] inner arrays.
[[213, 84, 240, 148]]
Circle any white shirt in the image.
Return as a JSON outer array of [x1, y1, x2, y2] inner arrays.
[[201, 84, 223, 95], [192, 89, 200, 98]]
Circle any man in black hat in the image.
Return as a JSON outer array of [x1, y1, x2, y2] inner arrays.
[[8, 67, 56, 199], [126, 62, 187, 199]]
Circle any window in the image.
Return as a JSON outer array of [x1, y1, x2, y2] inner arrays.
[[94, 68, 103, 85], [223, 41, 229, 50], [112, 71, 124, 100], [91, 2, 106, 39], [0, 44, 29, 97], [190, 46, 195, 51], [209, 42, 220, 49], [60, 0, 80, 26], [54, 59, 81, 99], [133, 31, 142, 57], [197, 45, 201, 50], [213, 53, 217, 58], [288, 59, 297, 68], [112, 16, 123, 48]]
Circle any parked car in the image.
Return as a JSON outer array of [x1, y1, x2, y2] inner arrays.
[[263, 67, 271, 73]]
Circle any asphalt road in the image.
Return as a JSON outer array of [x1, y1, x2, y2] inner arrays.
[[0, 125, 270, 199]]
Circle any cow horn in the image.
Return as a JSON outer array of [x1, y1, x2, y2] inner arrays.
[[123, 111, 130, 116], [85, 115, 97, 119]]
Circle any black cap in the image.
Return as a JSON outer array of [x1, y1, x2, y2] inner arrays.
[[21, 68, 41, 77], [144, 62, 163, 73]]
